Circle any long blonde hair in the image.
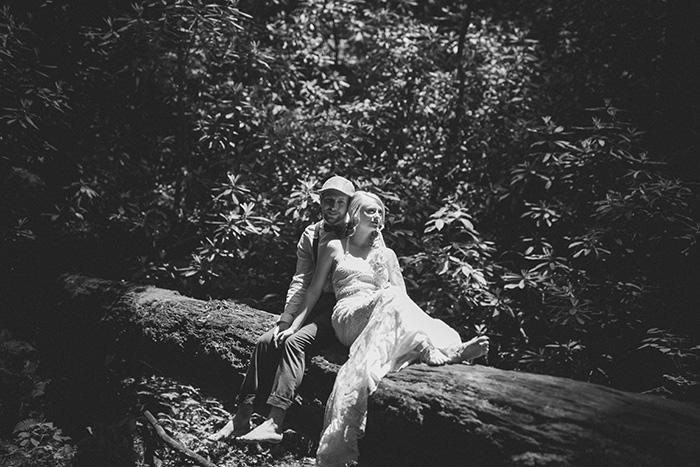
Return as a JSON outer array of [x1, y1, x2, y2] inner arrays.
[[347, 191, 385, 242]]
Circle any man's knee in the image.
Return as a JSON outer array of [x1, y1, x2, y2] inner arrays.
[[284, 331, 313, 355], [255, 329, 276, 352]]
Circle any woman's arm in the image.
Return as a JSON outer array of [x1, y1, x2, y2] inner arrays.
[[275, 239, 340, 345], [385, 247, 407, 292]]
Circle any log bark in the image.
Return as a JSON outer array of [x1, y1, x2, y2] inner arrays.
[[364, 364, 700, 467], [56, 274, 700, 467]]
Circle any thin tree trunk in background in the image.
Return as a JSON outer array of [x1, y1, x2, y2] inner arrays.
[[434, 5, 471, 202]]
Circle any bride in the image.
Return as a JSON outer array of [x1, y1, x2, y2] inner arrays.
[[275, 191, 489, 467]]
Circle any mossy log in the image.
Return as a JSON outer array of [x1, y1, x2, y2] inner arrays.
[[57, 274, 700, 467]]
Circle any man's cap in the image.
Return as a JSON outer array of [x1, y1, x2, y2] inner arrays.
[[320, 176, 355, 197]]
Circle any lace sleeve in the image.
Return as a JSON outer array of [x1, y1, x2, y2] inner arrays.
[[385, 248, 406, 291]]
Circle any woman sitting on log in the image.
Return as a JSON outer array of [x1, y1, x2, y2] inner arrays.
[[274, 191, 489, 467]]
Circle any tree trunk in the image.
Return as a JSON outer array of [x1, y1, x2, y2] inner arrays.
[[57, 274, 700, 467]]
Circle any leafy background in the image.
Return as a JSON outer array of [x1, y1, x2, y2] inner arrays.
[[1, 0, 699, 464]]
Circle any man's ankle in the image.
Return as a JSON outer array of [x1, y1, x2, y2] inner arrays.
[[268, 406, 287, 429], [236, 402, 253, 417]]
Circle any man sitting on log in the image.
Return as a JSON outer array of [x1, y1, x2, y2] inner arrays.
[[210, 175, 356, 443]]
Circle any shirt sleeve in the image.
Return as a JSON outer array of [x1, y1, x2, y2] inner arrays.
[[278, 223, 318, 325]]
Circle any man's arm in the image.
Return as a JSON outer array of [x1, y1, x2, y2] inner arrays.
[[275, 239, 341, 344], [278, 223, 317, 326]]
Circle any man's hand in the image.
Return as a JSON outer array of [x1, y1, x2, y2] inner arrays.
[[274, 323, 298, 346], [272, 321, 291, 346]]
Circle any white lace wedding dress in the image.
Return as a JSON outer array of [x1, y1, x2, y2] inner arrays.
[[316, 246, 462, 467]]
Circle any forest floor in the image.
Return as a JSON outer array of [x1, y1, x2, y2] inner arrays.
[[0, 328, 322, 467], [94, 374, 318, 467], [0, 372, 320, 467]]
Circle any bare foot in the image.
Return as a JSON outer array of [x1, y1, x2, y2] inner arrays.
[[208, 418, 253, 442], [236, 418, 284, 444], [420, 346, 450, 366], [447, 336, 489, 363]]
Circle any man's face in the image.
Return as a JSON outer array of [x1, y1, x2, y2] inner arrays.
[[320, 190, 350, 225]]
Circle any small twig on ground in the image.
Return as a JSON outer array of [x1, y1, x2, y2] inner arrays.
[[143, 410, 219, 467]]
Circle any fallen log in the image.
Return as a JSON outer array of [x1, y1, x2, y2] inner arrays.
[[364, 364, 700, 467], [56, 274, 700, 467]]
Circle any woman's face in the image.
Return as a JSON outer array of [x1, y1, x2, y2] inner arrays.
[[357, 199, 384, 231]]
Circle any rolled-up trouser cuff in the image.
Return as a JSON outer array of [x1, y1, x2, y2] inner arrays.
[[237, 293, 338, 412], [266, 394, 294, 411]]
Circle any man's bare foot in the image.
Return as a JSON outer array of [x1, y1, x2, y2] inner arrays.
[[447, 336, 489, 363], [419, 345, 450, 366], [237, 418, 284, 444], [208, 418, 253, 442]]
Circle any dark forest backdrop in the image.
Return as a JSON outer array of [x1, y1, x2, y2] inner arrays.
[[2, 0, 700, 404]]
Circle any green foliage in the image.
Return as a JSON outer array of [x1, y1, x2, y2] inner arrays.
[[404, 195, 503, 334], [0, 330, 73, 466], [485, 103, 700, 384], [0, 419, 74, 467], [0, 330, 44, 432], [0, 4, 71, 246], [13, 419, 71, 448], [639, 328, 700, 374], [1, 0, 699, 396]]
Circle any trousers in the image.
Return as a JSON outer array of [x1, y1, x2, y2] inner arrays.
[[238, 293, 337, 411]]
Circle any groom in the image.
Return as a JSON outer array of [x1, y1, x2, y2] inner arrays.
[[210, 175, 355, 443]]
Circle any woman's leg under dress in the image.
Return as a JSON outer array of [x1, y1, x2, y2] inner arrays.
[[316, 288, 460, 466]]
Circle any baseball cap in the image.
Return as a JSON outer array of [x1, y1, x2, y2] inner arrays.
[[320, 176, 355, 197]]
